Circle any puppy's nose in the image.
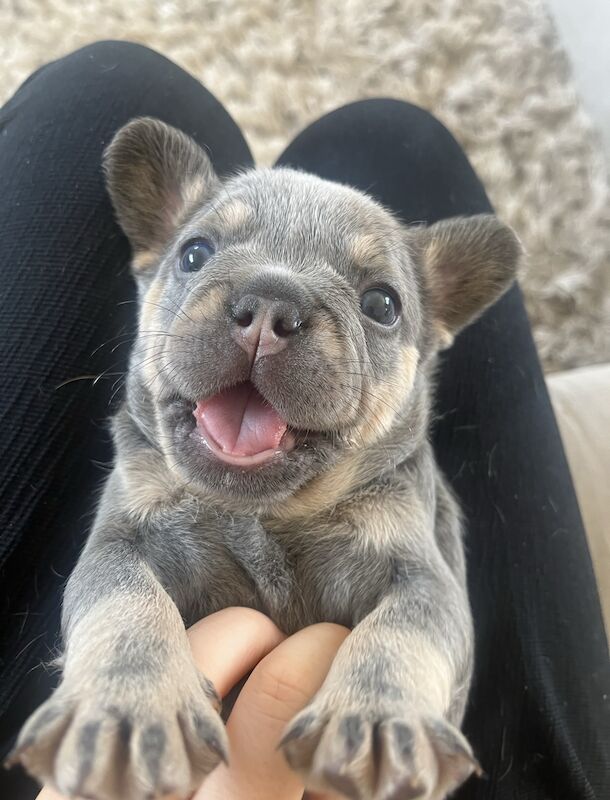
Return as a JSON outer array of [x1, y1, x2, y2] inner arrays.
[[230, 294, 303, 360]]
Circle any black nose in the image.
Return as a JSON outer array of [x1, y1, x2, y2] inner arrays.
[[230, 294, 303, 359]]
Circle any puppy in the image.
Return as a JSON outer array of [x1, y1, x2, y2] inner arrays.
[[10, 117, 520, 800]]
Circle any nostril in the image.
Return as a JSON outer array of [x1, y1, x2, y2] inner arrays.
[[234, 309, 253, 328], [273, 316, 302, 338]]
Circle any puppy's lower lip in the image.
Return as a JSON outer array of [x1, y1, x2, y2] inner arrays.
[[191, 381, 296, 467], [191, 428, 294, 467]]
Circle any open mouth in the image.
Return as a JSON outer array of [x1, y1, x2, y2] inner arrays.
[[192, 380, 296, 467]]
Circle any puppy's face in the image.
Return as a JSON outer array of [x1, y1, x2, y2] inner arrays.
[[104, 119, 520, 506]]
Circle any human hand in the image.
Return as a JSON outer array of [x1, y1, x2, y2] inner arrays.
[[35, 607, 349, 800]]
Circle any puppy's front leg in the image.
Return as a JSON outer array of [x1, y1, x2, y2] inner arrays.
[[281, 555, 479, 800], [10, 520, 226, 800]]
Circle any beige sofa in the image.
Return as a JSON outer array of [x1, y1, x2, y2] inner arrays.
[[547, 364, 610, 635]]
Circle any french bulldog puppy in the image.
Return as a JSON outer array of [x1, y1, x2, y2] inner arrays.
[[10, 117, 520, 800]]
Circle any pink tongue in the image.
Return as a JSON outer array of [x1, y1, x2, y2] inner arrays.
[[194, 383, 288, 456]]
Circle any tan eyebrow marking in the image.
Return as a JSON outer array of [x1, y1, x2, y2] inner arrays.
[[215, 199, 252, 230], [398, 343, 419, 395], [349, 234, 386, 265]]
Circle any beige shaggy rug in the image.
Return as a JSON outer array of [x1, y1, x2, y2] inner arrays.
[[1, 0, 609, 372]]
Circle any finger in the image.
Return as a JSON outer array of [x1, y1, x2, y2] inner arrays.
[[34, 789, 63, 800], [198, 622, 350, 800], [187, 605, 286, 697]]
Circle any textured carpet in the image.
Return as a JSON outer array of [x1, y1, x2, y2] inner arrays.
[[1, 0, 608, 372]]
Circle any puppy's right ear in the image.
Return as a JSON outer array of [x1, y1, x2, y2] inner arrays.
[[103, 117, 219, 267]]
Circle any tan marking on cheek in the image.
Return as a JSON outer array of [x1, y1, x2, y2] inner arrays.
[[132, 250, 158, 273], [351, 345, 419, 447], [189, 285, 228, 323], [349, 234, 383, 265], [140, 279, 163, 331], [117, 450, 181, 523], [351, 386, 397, 447], [216, 198, 252, 230], [398, 344, 419, 392], [315, 314, 345, 363], [137, 279, 168, 390]]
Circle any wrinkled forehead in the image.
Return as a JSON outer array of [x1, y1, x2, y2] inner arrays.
[[184, 168, 409, 279]]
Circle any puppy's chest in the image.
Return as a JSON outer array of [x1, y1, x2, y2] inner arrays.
[[224, 522, 393, 632]]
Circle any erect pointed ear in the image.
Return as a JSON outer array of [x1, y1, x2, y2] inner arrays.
[[103, 117, 219, 263], [413, 214, 522, 347]]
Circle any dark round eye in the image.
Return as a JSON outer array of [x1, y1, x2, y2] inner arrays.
[[180, 238, 215, 272], [360, 288, 399, 325]]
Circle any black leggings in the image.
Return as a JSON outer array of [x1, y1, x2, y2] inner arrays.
[[0, 41, 608, 800]]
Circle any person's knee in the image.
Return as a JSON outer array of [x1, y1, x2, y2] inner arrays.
[[330, 97, 457, 153], [336, 97, 436, 123], [11, 40, 171, 112], [45, 40, 168, 86], [6, 39, 179, 139], [277, 96, 463, 180]]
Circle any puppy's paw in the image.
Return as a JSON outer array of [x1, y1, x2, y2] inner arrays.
[[280, 703, 480, 800], [7, 671, 227, 800]]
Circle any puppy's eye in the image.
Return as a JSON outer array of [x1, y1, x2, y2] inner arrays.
[[360, 288, 399, 326], [180, 238, 215, 272]]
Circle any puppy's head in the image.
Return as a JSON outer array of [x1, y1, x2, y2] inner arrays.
[[104, 118, 520, 508]]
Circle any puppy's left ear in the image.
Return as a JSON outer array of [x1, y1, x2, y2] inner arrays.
[[103, 117, 219, 265], [413, 214, 522, 347]]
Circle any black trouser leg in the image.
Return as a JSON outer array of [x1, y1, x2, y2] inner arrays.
[[277, 99, 610, 800], [0, 40, 253, 797]]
